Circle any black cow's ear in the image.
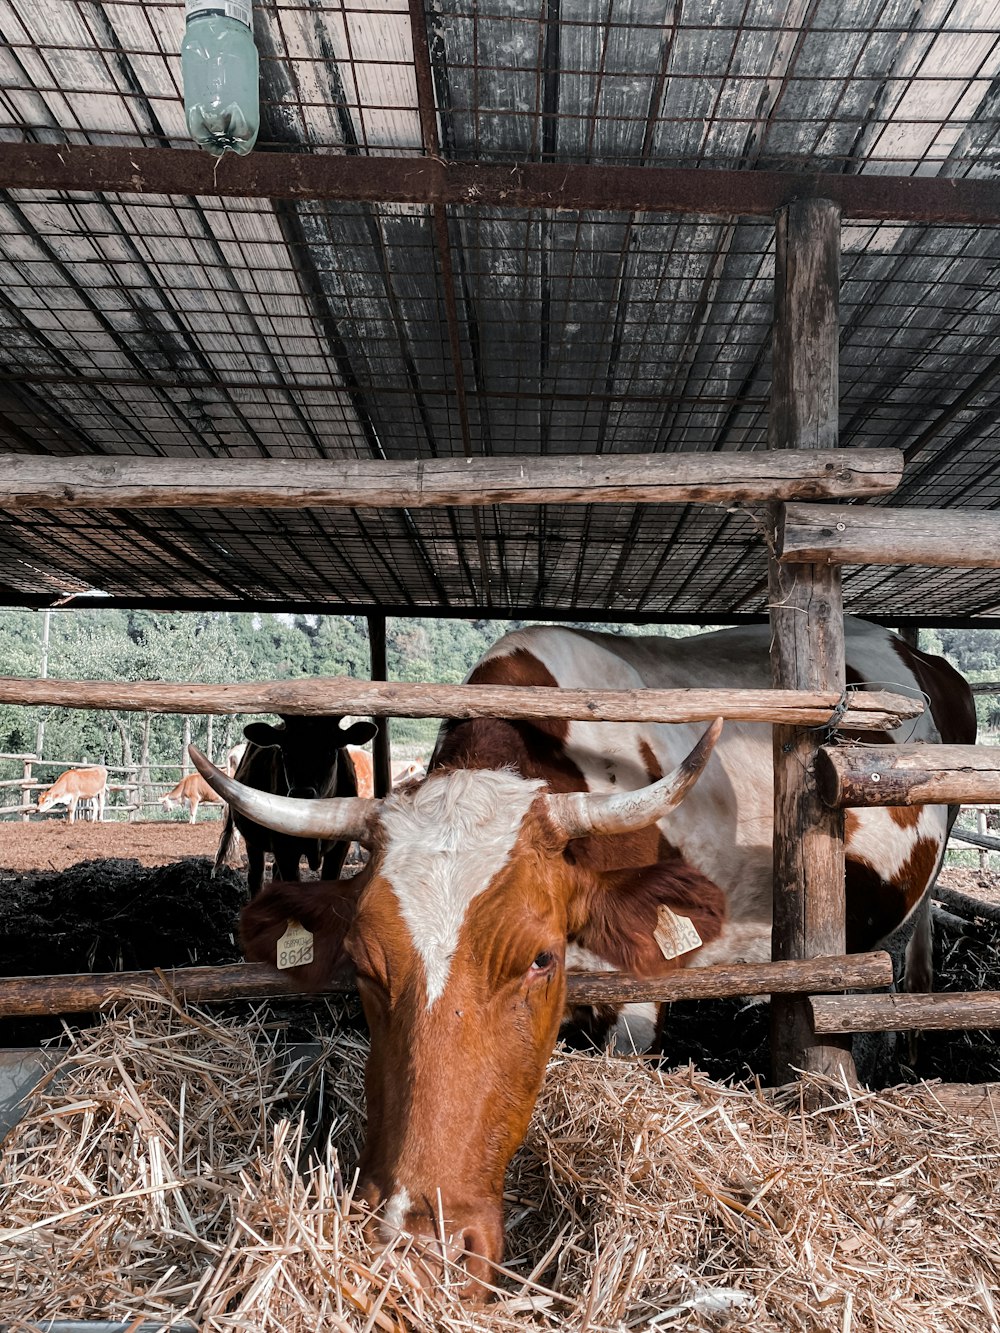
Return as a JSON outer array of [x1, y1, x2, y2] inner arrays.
[[340, 720, 379, 746], [244, 721, 282, 746]]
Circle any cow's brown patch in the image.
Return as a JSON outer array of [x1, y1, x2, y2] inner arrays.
[[845, 833, 941, 951], [845, 858, 907, 953], [638, 739, 663, 783], [467, 649, 569, 742], [434, 650, 587, 795], [887, 804, 921, 829]]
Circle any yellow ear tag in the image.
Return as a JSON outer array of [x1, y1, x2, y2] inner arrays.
[[276, 919, 314, 970], [654, 904, 702, 961]]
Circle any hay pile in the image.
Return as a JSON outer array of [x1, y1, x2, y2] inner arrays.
[[1, 997, 998, 1331]]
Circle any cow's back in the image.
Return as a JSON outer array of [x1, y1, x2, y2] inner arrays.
[[449, 619, 974, 961]]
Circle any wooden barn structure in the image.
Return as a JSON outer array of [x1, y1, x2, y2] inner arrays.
[[2, 1, 1000, 1093]]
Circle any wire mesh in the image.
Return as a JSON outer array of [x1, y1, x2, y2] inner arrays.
[[1, 1, 1000, 620]]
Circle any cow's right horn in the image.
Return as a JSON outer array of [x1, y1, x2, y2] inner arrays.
[[188, 746, 380, 845], [543, 717, 723, 840]]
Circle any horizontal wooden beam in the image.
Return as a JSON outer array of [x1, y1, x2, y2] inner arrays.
[[949, 826, 1000, 853], [776, 502, 1000, 568], [933, 882, 1000, 928], [4, 143, 1000, 224], [0, 451, 903, 512], [970, 681, 1000, 695], [917, 1082, 1000, 1120], [0, 675, 922, 729], [0, 952, 892, 1017], [568, 951, 893, 1004], [817, 743, 1000, 807], [810, 991, 1000, 1034]]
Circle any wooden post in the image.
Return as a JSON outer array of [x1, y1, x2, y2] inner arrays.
[[367, 614, 392, 798], [978, 809, 988, 870], [768, 197, 856, 1087], [898, 626, 920, 650], [20, 755, 32, 823]]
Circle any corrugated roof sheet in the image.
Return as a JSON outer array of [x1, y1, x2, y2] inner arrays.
[[2, 0, 1000, 621]]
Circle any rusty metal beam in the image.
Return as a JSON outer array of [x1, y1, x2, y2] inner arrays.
[[6, 142, 1000, 222]]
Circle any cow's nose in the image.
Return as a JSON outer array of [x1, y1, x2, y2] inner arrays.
[[372, 1197, 502, 1294], [287, 786, 319, 799]]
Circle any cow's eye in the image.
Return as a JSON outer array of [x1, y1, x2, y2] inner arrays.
[[530, 950, 555, 972]]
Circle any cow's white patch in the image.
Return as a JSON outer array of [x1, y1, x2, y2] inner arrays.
[[612, 1003, 658, 1054], [565, 942, 617, 973], [381, 1187, 412, 1239], [844, 803, 947, 886], [381, 769, 545, 1008]]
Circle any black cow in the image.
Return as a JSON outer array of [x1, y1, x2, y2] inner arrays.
[[214, 714, 377, 896]]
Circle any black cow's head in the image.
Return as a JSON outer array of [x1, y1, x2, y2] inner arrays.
[[243, 714, 378, 798]]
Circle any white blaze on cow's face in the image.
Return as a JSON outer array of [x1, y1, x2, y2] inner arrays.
[[377, 768, 546, 1007]]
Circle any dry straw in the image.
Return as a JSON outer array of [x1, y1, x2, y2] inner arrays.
[[1, 992, 998, 1331]]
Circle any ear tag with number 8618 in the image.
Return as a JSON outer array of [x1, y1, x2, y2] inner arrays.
[[276, 918, 314, 970]]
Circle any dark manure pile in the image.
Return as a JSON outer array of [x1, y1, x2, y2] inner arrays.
[[0, 856, 245, 1043]]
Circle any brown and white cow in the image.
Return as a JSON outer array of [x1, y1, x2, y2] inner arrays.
[[190, 618, 974, 1286], [347, 745, 375, 799], [226, 742, 248, 777], [346, 748, 428, 800], [36, 766, 108, 823], [160, 772, 225, 824]]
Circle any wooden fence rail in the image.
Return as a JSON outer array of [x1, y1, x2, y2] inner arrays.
[[0, 676, 922, 730], [0, 951, 893, 1018], [810, 991, 1000, 1034]]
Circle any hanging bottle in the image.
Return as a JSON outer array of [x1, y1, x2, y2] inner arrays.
[[181, 1, 260, 157]]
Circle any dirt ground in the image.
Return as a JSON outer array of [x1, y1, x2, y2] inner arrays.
[[0, 816, 225, 872], [2, 815, 998, 902]]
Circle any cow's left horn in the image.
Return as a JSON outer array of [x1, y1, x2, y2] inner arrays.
[[188, 746, 380, 845], [543, 717, 723, 840]]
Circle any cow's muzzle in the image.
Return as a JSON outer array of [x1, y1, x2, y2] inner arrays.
[[363, 1186, 503, 1295]]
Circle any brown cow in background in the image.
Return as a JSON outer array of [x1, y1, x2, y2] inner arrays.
[[160, 772, 225, 824], [36, 766, 108, 823]]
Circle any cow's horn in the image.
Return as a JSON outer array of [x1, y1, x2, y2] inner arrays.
[[188, 746, 380, 845], [543, 717, 723, 840]]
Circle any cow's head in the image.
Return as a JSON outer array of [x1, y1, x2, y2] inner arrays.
[[242, 714, 378, 797], [190, 720, 724, 1289]]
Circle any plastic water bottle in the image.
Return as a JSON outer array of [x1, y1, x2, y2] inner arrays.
[[181, 1, 260, 157]]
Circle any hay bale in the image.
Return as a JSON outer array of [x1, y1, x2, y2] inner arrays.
[[1, 997, 998, 1330]]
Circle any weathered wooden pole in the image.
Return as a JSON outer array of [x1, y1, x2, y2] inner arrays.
[[0, 952, 893, 1018], [768, 197, 856, 1086], [897, 626, 920, 650], [367, 614, 392, 798]]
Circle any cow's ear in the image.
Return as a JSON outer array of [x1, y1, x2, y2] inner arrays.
[[568, 860, 726, 978], [244, 721, 282, 746], [339, 720, 378, 747], [240, 880, 359, 992]]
